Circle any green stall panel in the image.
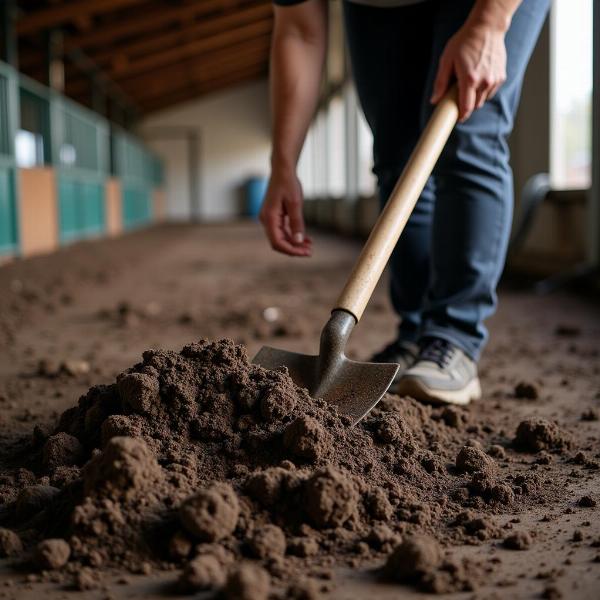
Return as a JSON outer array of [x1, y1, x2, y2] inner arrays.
[[58, 174, 105, 243], [81, 181, 105, 236], [58, 176, 80, 243], [0, 62, 20, 256], [0, 166, 18, 254], [122, 183, 151, 230]]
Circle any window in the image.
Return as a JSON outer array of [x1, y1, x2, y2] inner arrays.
[[327, 95, 346, 198], [550, 0, 593, 189]]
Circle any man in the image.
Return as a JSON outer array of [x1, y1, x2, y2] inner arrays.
[[259, 0, 549, 405]]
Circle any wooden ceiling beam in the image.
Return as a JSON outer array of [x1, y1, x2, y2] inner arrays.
[[89, 2, 273, 67], [139, 65, 267, 113], [63, 0, 262, 52], [117, 37, 270, 96], [128, 50, 269, 102], [17, 0, 148, 36], [106, 17, 273, 80], [63, 28, 271, 96]]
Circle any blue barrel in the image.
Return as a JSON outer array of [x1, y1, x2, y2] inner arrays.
[[246, 177, 268, 218]]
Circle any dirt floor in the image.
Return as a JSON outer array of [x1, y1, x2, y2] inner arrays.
[[0, 222, 599, 599]]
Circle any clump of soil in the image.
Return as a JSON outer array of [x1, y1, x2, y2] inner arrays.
[[384, 535, 482, 593], [514, 381, 539, 400], [0, 339, 564, 596], [34, 539, 71, 569], [503, 530, 532, 550], [513, 417, 571, 452], [179, 483, 240, 542]]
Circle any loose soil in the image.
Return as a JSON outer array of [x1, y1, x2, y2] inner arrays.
[[0, 223, 599, 599]]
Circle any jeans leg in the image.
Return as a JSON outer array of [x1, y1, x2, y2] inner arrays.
[[343, 0, 434, 342], [418, 0, 550, 360]]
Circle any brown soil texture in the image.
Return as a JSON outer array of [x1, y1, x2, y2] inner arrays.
[[1, 223, 599, 600]]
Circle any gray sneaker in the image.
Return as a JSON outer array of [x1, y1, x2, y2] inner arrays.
[[370, 339, 419, 393], [395, 338, 481, 405]]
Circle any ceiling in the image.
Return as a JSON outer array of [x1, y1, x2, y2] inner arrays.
[[15, 0, 272, 116]]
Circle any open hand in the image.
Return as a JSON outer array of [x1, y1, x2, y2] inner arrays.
[[431, 21, 507, 121], [259, 169, 313, 257]]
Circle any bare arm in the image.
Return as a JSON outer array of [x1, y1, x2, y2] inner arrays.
[[431, 0, 523, 121], [259, 0, 328, 256]]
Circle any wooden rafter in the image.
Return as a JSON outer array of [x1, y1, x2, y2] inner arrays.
[[16, 0, 273, 114], [64, 28, 271, 96], [129, 47, 270, 102], [63, 0, 263, 52], [17, 0, 149, 36], [139, 65, 267, 113], [90, 2, 272, 67], [107, 18, 272, 80]]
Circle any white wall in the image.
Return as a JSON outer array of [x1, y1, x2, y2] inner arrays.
[[140, 79, 270, 221]]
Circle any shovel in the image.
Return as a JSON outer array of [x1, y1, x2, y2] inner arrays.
[[253, 87, 459, 424]]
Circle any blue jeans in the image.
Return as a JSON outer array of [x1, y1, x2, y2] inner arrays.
[[343, 0, 549, 360]]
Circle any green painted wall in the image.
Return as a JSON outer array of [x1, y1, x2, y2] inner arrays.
[[0, 62, 19, 255]]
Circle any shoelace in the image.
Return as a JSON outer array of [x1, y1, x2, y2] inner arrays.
[[419, 338, 456, 368]]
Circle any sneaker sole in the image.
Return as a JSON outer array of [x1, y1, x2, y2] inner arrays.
[[393, 375, 482, 406]]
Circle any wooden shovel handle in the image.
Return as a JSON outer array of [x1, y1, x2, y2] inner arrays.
[[335, 85, 459, 322]]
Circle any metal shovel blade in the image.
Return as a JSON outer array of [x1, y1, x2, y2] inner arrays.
[[252, 311, 399, 425]]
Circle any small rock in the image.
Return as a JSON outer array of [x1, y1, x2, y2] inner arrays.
[[61, 359, 90, 376]]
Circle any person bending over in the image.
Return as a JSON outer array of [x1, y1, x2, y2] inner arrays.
[[259, 0, 549, 405]]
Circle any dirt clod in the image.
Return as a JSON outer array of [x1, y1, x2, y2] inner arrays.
[[385, 535, 442, 582], [15, 484, 60, 520], [455, 446, 496, 474], [34, 539, 71, 569], [223, 562, 270, 600], [83, 436, 162, 498], [0, 529, 22, 557], [503, 531, 532, 550], [179, 483, 239, 542], [578, 495, 597, 508], [250, 524, 286, 560], [42, 432, 84, 471], [304, 466, 358, 529], [514, 381, 539, 400], [283, 416, 331, 462], [513, 418, 570, 452], [178, 554, 226, 591]]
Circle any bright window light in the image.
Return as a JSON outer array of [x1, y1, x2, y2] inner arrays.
[[550, 0, 593, 189]]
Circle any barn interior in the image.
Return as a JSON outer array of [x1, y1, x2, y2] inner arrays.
[[0, 1, 599, 599]]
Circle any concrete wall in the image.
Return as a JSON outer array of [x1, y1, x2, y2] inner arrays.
[[140, 79, 271, 222]]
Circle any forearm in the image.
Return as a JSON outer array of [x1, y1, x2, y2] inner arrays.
[[270, 2, 328, 173], [468, 0, 522, 33]]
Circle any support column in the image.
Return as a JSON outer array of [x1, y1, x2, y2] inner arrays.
[[46, 30, 65, 92], [589, 2, 600, 267], [0, 0, 18, 68]]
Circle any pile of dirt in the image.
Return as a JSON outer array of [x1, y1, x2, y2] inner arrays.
[[0, 339, 568, 596]]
